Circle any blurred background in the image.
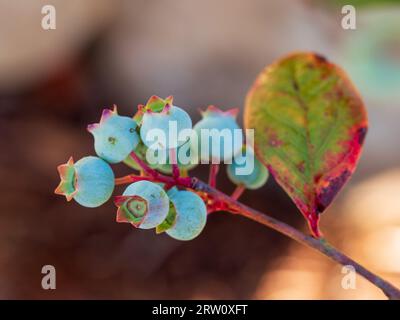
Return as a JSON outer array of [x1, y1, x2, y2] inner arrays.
[[0, 0, 399, 299]]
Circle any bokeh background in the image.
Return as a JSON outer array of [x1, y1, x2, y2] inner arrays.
[[0, 0, 399, 299]]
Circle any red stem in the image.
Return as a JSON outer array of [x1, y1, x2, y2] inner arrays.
[[115, 175, 153, 185], [128, 152, 191, 188], [231, 185, 246, 200], [208, 163, 220, 188], [169, 148, 180, 179], [117, 152, 400, 300], [190, 178, 400, 300]]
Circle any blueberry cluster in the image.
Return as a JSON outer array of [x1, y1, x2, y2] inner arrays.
[[55, 96, 268, 240]]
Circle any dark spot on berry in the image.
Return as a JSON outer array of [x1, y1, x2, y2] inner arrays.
[[108, 136, 116, 145], [130, 128, 135, 133], [315, 170, 351, 213]]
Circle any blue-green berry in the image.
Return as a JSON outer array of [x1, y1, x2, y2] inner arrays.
[[115, 181, 169, 229], [140, 96, 192, 151], [164, 188, 207, 241], [88, 106, 139, 163], [55, 156, 115, 208], [227, 147, 269, 189], [191, 105, 243, 163], [123, 141, 159, 171]]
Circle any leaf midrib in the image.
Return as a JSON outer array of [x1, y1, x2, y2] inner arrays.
[[291, 67, 315, 199]]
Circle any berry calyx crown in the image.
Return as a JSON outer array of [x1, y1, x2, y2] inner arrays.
[[87, 105, 119, 133], [200, 105, 239, 119], [133, 95, 174, 123], [54, 157, 77, 201], [114, 195, 149, 227]]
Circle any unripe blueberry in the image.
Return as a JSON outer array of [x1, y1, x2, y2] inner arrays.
[[123, 141, 159, 171], [163, 188, 207, 241], [227, 146, 269, 189], [55, 156, 115, 208], [191, 105, 243, 163], [88, 105, 139, 163], [115, 181, 169, 229], [140, 96, 192, 151]]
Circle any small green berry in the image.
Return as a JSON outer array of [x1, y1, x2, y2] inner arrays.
[[115, 181, 169, 229], [55, 156, 115, 207], [140, 96, 192, 151], [122, 140, 159, 171], [192, 105, 243, 163], [88, 106, 139, 163], [162, 188, 207, 241], [227, 146, 269, 189]]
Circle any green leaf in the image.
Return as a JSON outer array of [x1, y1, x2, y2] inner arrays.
[[244, 52, 368, 237]]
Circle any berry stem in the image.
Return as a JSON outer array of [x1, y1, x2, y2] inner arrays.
[[231, 185, 246, 200], [169, 148, 180, 179], [208, 163, 220, 188], [115, 175, 153, 185], [127, 152, 192, 188], [129, 152, 158, 178], [115, 160, 400, 299], [190, 178, 400, 300]]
